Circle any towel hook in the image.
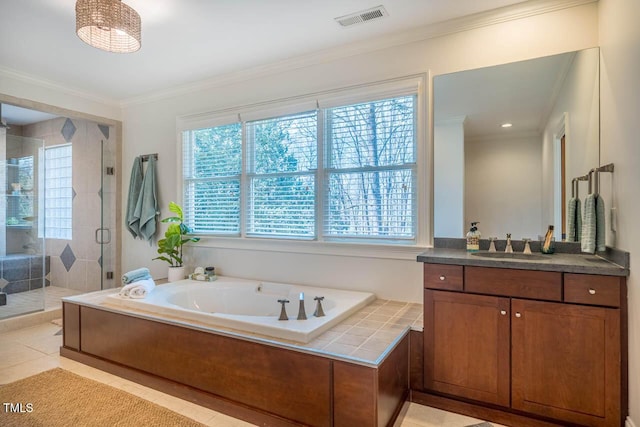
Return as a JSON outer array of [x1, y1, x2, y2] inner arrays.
[[590, 168, 600, 196]]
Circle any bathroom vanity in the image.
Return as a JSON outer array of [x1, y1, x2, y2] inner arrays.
[[413, 245, 629, 427]]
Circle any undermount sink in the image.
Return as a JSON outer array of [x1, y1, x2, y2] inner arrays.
[[471, 252, 548, 261]]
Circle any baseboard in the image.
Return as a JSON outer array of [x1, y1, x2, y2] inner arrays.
[[627, 415, 637, 427]]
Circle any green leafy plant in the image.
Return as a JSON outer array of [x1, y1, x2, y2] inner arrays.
[[153, 202, 200, 267]]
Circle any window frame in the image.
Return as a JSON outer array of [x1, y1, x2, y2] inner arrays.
[[177, 74, 429, 259]]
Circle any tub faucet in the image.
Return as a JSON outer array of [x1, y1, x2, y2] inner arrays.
[[297, 293, 307, 320], [313, 296, 325, 317], [505, 233, 513, 253], [277, 299, 290, 321]]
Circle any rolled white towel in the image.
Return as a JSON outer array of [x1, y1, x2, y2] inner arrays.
[[119, 278, 156, 299]]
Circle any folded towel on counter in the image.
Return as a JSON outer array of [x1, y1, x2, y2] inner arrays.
[[122, 267, 151, 285], [125, 156, 144, 239], [119, 278, 156, 299], [595, 194, 606, 252], [134, 155, 159, 243], [567, 197, 582, 242], [581, 193, 596, 253]]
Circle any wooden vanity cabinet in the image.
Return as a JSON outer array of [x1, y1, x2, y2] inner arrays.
[[421, 263, 626, 427], [423, 290, 510, 407], [511, 298, 621, 426]]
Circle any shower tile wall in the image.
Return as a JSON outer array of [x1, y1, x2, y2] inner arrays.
[[21, 118, 116, 292]]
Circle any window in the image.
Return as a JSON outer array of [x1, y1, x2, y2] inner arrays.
[[247, 111, 317, 237], [39, 144, 73, 240], [181, 84, 420, 245], [325, 97, 416, 240], [183, 124, 242, 234]]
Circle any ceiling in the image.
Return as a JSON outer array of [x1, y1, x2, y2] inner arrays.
[[434, 52, 574, 138], [0, 0, 529, 105]]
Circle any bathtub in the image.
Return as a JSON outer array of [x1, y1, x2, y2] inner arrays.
[[104, 277, 376, 343]]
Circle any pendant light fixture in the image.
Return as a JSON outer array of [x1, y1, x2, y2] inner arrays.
[[75, 0, 141, 53]]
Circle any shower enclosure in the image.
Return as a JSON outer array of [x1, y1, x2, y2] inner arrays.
[[0, 103, 117, 321], [0, 129, 47, 319]]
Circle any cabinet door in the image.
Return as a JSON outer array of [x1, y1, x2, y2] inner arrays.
[[512, 299, 621, 427], [424, 290, 510, 406]]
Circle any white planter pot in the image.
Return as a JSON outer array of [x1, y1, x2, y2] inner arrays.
[[167, 266, 186, 282]]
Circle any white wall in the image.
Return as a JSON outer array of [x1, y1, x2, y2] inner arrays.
[[598, 0, 640, 425], [434, 119, 465, 237], [541, 47, 600, 233], [121, 3, 599, 303], [465, 133, 543, 240]]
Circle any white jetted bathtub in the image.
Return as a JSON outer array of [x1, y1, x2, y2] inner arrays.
[[105, 277, 376, 343]]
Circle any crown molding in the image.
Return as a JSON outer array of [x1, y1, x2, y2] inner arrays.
[[0, 65, 120, 108], [121, 0, 596, 107]]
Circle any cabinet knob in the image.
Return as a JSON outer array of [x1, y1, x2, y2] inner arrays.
[[439, 275, 446, 281], [515, 312, 522, 318], [500, 310, 507, 316], [588, 288, 596, 295]]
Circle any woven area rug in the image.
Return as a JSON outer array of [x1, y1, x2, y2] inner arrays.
[[0, 369, 205, 427]]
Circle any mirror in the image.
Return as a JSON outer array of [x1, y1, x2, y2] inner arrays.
[[433, 48, 600, 242]]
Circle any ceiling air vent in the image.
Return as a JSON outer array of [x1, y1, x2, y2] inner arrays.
[[335, 5, 388, 27]]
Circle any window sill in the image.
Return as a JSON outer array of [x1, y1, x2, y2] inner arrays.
[[192, 236, 429, 260]]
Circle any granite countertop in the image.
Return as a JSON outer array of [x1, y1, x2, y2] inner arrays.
[[417, 247, 629, 276]]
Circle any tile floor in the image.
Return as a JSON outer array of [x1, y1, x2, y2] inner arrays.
[[0, 321, 506, 427]]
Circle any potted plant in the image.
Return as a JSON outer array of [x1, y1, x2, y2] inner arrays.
[[153, 202, 200, 282]]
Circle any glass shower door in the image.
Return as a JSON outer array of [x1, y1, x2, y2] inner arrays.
[[0, 131, 46, 319], [98, 129, 116, 290]]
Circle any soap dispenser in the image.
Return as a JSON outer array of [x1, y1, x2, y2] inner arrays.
[[466, 222, 481, 252]]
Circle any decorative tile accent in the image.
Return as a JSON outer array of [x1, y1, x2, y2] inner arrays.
[[61, 118, 77, 142], [98, 124, 110, 139], [60, 244, 76, 272], [72, 187, 77, 200]]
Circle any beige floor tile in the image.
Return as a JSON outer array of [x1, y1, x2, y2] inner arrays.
[[20, 332, 63, 355], [176, 401, 219, 424], [0, 341, 48, 369], [0, 354, 59, 384]]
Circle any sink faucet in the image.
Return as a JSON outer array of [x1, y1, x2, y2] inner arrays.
[[505, 234, 513, 253], [297, 292, 307, 320], [277, 299, 290, 321], [313, 296, 325, 317]]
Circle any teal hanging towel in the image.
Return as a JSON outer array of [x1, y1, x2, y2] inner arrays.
[[135, 155, 159, 243], [125, 156, 143, 238]]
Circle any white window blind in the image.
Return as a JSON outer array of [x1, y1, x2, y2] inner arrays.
[[246, 111, 317, 238], [180, 87, 419, 244], [39, 144, 73, 240], [182, 123, 242, 234], [324, 96, 416, 240]]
